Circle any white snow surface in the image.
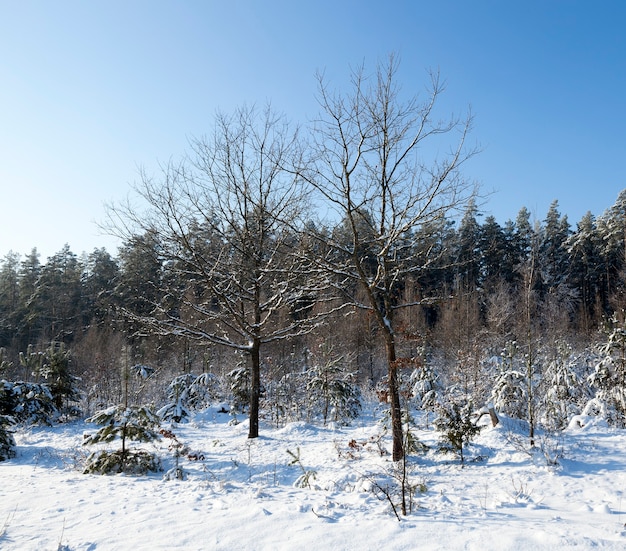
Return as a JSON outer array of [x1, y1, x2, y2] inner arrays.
[[2, 406, 626, 550]]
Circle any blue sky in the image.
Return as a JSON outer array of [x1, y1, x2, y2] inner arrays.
[[1, 0, 625, 259]]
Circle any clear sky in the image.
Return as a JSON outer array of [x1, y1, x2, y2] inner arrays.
[[1, 0, 625, 260]]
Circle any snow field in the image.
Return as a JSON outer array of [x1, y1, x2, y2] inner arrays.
[[1, 405, 626, 550]]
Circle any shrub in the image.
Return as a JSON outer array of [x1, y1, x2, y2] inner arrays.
[[0, 414, 16, 461], [0, 380, 57, 425], [83, 405, 161, 475], [158, 373, 220, 423], [435, 398, 481, 464]]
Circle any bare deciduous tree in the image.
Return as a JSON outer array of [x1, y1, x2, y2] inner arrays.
[[304, 55, 477, 460], [105, 106, 314, 438]]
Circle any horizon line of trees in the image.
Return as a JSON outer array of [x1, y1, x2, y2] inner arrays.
[[2, 190, 625, 356]]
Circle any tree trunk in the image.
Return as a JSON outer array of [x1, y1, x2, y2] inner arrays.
[[488, 405, 499, 427], [384, 331, 404, 462], [248, 340, 261, 438]]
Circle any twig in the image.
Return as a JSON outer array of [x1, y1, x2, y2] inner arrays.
[[57, 517, 66, 551], [0, 504, 17, 539], [311, 507, 332, 520]]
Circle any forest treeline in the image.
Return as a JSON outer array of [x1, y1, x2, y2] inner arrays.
[[1, 192, 626, 410]]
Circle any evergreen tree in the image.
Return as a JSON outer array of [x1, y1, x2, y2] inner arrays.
[[513, 207, 534, 264], [566, 212, 604, 330], [596, 190, 626, 308], [587, 315, 626, 427], [31, 245, 84, 343], [19, 343, 45, 379], [479, 215, 510, 288], [158, 372, 219, 423], [0, 252, 21, 349], [409, 361, 439, 413], [435, 395, 481, 464], [83, 404, 162, 474], [539, 200, 571, 292], [306, 348, 361, 425], [501, 219, 522, 285], [38, 342, 82, 416], [455, 200, 482, 291], [491, 340, 539, 429], [15, 249, 41, 351], [0, 413, 15, 461], [0, 347, 10, 377], [540, 340, 585, 430], [228, 363, 251, 414], [82, 248, 120, 328], [0, 380, 56, 425]]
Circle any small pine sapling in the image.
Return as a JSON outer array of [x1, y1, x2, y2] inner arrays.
[[435, 398, 481, 464], [158, 374, 194, 423], [19, 344, 45, 380], [306, 352, 361, 425], [541, 341, 583, 430], [0, 414, 16, 461], [491, 341, 528, 421], [0, 380, 56, 425], [160, 428, 189, 480], [185, 372, 219, 410], [39, 342, 82, 418], [158, 373, 219, 423], [272, 371, 308, 424], [409, 362, 439, 415], [83, 405, 162, 475], [227, 365, 250, 413], [0, 347, 11, 377]]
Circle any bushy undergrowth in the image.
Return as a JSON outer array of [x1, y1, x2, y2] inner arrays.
[[83, 449, 161, 475], [435, 398, 482, 464], [158, 373, 220, 423], [0, 380, 57, 425], [0, 414, 16, 461]]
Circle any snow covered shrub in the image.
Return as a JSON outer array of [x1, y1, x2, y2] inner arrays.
[[37, 343, 82, 418], [306, 354, 361, 425], [9, 343, 81, 422], [185, 372, 220, 409], [83, 405, 162, 475], [0, 380, 57, 425], [409, 362, 439, 412], [83, 448, 161, 475], [158, 375, 193, 423], [129, 364, 155, 379], [435, 396, 481, 464], [0, 414, 16, 461], [491, 341, 537, 422], [228, 365, 250, 413], [160, 428, 189, 481], [270, 371, 308, 423], [584, 316, 626, 426], [158, 373, 219, 423], [539, 341, 585, 430]]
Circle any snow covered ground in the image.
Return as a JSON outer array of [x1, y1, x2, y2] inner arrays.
[[2, 405, 626, 550]]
